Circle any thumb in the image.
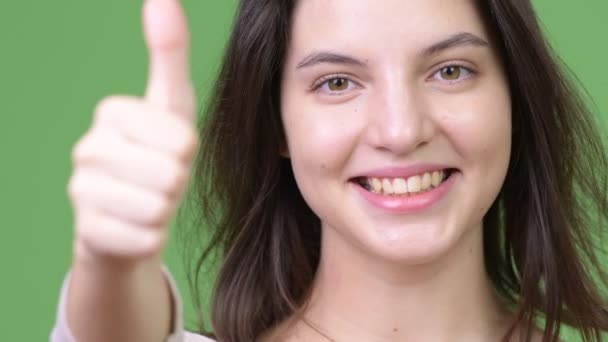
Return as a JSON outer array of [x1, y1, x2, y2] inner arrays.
[[143, 0, 195, 119]]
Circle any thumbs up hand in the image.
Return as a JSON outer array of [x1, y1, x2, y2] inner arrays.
[[68, 0, 198, 263]]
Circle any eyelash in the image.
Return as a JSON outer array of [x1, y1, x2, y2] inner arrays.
[[311, 64, 477, 95]]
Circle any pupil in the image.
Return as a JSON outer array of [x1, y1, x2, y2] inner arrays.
[[443, 66, 459, 79], [330, 78, 346, 90]]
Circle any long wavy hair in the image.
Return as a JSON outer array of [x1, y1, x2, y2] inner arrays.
[[178, 0, 608, 341]]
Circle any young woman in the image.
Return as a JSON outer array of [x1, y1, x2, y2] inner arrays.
[[52, 0, 608, 341]]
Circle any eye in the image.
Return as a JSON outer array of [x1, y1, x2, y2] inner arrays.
[[432, 65, 474, 83], [326, 77, 350, 91], [312, 74, 357, 95]]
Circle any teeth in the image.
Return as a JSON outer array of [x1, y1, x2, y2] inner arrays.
[[407, 175, 421, 193], [364, 170, 448, 196], [393, 178, 408, 194], [431, 171, 441, 187], [382, 178, 394, 195], [371, 178, 382, 193], [422, 173, 432, 190]]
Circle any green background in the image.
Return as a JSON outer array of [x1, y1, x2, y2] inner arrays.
[[0, 1, 606, 341]]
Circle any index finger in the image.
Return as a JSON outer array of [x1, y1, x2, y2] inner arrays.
[[142, 0, 195, 119]]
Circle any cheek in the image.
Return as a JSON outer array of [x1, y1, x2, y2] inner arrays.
[[446, 112, 511, 163], [436, 89, 512, 219], [436, 89, 512, 167], [281, 100, 363, 177], [280, 101, 364, 222]]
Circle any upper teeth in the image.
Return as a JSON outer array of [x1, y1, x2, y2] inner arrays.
[[365, 170, 446, 196]]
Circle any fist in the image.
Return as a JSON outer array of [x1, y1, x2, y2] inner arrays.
[[67, 0, 197, 261]]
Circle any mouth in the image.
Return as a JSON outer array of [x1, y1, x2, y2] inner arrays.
[[351, 168, 457, 196]]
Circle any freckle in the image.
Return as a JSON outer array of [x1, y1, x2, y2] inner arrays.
[[469, 248, 473, 254], [320, 164, 327, 169]]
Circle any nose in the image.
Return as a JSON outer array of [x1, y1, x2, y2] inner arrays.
[[363, 79, 435, 155]]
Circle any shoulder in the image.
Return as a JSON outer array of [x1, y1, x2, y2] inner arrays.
[[184, 331, 216, 342]]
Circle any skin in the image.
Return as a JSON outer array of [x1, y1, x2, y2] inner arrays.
[[271, 0, 542, 340], [65, 0, 197, 341], [63, 0, 546, 341]]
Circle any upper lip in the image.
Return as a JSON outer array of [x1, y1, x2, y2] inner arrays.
[[351, 164, 456, 180]]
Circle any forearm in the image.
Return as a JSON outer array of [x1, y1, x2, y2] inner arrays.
[[66, 253, 172, 342]]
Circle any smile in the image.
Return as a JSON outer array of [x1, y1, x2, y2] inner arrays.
[[350, 168, 458, 213], [355, 169, 453, 196]]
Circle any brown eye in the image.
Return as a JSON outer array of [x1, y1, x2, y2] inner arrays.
[[327, 77, 349, 91], [440, 66, 461, 80]]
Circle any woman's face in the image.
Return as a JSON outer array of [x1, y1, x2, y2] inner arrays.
[[280, 0, 511, 263]]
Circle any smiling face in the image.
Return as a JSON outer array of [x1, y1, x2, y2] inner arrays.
[[280, 0, 511, 264]]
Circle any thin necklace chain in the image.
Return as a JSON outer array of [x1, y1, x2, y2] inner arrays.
[[302, 318, 337, 342]]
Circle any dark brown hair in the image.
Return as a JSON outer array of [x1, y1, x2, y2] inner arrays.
[[179, 0, 608, 341]]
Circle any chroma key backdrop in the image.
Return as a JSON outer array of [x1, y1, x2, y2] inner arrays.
[[0, 1, 605, 341]]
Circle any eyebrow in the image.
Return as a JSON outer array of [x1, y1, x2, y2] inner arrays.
[[295, 32, 490, 70]]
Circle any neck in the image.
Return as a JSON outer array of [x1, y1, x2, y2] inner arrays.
[[288, 224, 512, 342]]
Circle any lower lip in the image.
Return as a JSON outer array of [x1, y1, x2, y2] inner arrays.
[[351, 171, 458, 214]]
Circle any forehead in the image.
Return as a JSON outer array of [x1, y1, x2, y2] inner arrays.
[[287, 0, 491, 64]]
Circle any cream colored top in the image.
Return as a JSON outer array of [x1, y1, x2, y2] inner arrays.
[[50, 267, 215, 342]]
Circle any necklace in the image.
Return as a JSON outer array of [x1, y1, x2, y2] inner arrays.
[[302, 318, 337, 342]]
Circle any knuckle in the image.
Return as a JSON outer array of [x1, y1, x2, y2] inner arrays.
[[93, 95, 134, 124], [177, 126, 199, 159], [67, 171, 85, 201], [155, 198, 174, 225], [76, 213, 98, 240], [130, 233, 165, 260], [166, 163, 188, 193], [71, 133, 93, 164], [145, 195, 173, 226], [94, 96, 120, 121], [74, 210, 104, 246]]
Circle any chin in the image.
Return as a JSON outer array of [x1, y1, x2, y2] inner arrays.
[[365, 227, 462, 266], [322, 214, 470, 268]]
